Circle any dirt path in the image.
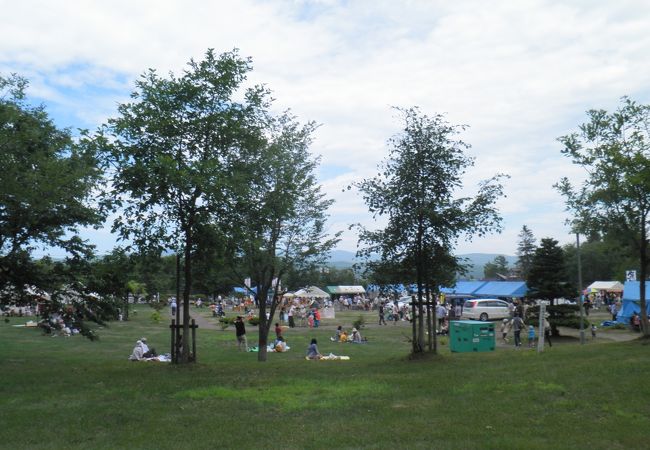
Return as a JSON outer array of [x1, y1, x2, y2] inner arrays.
[[175, 308, 219, 330]]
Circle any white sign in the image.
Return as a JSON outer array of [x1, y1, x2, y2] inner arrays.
[[244, 278, 251, 288], [626, 270, 637, 282]]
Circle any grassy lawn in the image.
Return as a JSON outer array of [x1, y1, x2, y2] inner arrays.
[[1, 306, 649, 449]]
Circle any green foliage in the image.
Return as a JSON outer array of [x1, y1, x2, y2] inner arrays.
[[527, 238, 574, 302], [98, 49, 274, 362], [562, 237, 632, 287], [557, 97, 650, 335], [353, 315, 366, 330], [224, 109, 340, 361], [483, 255, 509, 279], [148, 297, 167, 312], [0, 74, 103, 289], [526, 304, 589, 335], [219, 317, 232, 330], [150, 310, 162, 323], [516, 225, 536, 280], [353, 107, 507, 351]]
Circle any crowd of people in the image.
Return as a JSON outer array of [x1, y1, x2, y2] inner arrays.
[[152, 290, 650, 361]]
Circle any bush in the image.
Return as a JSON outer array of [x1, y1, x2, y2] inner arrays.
[[148, 298, 167, 312], [353, 315, 366, 330], [526, 304, 589, 336], [219, 317, 233, 330], [150, 310, 162, 323]]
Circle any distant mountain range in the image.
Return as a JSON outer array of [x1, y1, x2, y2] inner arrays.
[[328, 250, 518, 279]]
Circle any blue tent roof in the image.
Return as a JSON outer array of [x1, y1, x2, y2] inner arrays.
[[440, 281, 487, 296], [233, 286, 257, 294], [617, 281, 650, 323], [622, 281, 650, 301], [473, 281, 528, 298]]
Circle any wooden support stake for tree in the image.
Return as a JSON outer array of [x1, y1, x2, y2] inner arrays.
[[425, 287, 433, 352], [411, 298, 418, 353], [170, 319, 176, 364], [191, 318, 197, 363]]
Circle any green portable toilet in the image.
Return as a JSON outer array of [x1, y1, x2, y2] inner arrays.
[[449, 320, 495, 352]]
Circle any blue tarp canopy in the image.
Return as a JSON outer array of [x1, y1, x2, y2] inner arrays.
[[440, 281, 487, 296], [233, 286, 257, 295], [473, 281, 528, 298], [617, 281, 650, 324]]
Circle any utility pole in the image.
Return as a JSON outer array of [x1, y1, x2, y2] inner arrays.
[[576, 233, 586, 344]]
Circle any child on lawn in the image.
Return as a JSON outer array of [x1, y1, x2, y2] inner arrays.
[[527, 325, 536, 348]]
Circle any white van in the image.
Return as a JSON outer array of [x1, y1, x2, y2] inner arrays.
[[462, 299, 510, 321]]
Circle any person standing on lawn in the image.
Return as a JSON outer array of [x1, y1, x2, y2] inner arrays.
[[500, 319, 511, 343], [512, 314, 526, 348], [234, 316, 248, 351], [543, 316, 552, 347]]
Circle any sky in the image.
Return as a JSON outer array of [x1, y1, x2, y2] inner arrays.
[[2, 0, 650, 258]]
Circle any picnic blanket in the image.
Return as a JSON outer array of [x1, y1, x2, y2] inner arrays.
[[305, 353, 350, 361]]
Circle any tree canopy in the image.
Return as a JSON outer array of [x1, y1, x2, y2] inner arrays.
[[224, 112, 340, 362], [527, 237, 573, 303], [483, 255, 509, 279], [354, 107, 507, 353], [516, 225, 536, 280], [556, 97, 650, 335], [98, 49, 270, 362], [0, 74, 103, 290]]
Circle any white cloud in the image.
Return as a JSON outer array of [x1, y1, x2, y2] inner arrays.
[[2, 0, 650, 256]]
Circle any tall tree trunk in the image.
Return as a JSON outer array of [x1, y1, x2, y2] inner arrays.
[[257, 286, 270, 362], [639, 219, 649, 336], [181, 226, 193, 363], [425, 282, 433, 352]]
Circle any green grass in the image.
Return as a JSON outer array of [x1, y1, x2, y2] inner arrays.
[[1, 307, 649, 449]]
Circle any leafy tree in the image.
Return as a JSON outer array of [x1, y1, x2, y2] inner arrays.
[[527, 238, 573, 304], [225, 112, 340, 362], [516, 225, 536, 279], [556, 97, 650, 335], [190, 224, 232, 298], [98, 49, 269, 363], [85, 249, 138, 319], [483, 255, 509, 279], [0, 74, 103, 291], [354, 107, 507, 354], [563, 237, 632, 287]]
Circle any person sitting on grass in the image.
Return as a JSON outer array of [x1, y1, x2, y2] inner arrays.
[[331, 325, 343, 342], [306, 338, 322, 359], [129, 340, 144, 361], [274, 336, 288, 352], [140, 337, 157, 358], [350, 328, 363, 343]]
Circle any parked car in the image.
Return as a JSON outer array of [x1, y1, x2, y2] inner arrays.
[[462, 299, 510, 321]]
